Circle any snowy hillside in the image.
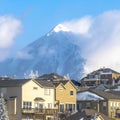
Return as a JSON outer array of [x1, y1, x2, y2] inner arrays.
[[0, 24, 85, 80]]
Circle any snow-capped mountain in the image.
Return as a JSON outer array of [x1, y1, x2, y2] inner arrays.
[[0, 24, 85, 80]]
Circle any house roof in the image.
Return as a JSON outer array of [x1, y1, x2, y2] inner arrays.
[[91, 68, 120, 75], [82, 109, 113, 120], [35, 79, 54, 88], [52, 80, 69, 87], [0, 79, 30, 87], [38, 73, 64, 80], [94, 84, 107, 91], [66, 109, 113, 120], [77, 89, 120, 100], [107, 91, 120, 96], [90, 89, 120, 100], [34, 97, 45, 101]]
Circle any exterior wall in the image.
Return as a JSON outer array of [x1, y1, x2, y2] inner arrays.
[[77, 100, 109, 116], [108, 99, 120, 118], [99, 100, 108, 116], [0, 86, 22, 120], [55, 81, 76, 112], [112, 73, 120, 79], [22, 80, 55, 109], [77, 100, 98, 111]]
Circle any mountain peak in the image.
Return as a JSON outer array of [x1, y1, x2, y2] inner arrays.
[[53, 24, 70, 33], [47, 24, 70, 36]]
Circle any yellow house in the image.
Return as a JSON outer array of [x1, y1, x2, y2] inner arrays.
[[0, 79, 57, 120], [53, 80, 77, 113]]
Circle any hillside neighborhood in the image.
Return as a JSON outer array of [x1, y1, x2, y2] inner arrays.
[[0, 68, 120, 120]]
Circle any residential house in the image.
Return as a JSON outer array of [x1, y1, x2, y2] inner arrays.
[[81, 68, 120, 86], [52, 80, 77, 113], [77, 89, 120, 119], [0, 79, 57, 120]]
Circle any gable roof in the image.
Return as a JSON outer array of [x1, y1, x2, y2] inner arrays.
[[52, 80, 77, 90], [95, 84, 107, 91], [0, 79, 30, 87], [91, 67, 120, 75], [90, 89, 120, 100], [52, 80, 68, 87], [34, 79, 54, 88]]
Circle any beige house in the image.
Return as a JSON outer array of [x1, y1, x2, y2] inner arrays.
[[0, 79, 57, 120]]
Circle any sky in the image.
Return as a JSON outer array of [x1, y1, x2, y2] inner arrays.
[[1, 0, 120, 72]]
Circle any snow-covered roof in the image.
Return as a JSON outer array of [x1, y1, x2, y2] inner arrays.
[[77, 91, 104, 101]]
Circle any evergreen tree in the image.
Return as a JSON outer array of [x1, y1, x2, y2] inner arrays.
[[0, 93, 9, 120]]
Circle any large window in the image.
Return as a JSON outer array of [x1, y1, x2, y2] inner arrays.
[[23, 101, 32, 109], [44, 89, 50, 95], [66, 104, 75, 112]]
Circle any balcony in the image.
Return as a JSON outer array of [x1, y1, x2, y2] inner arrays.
[[22, 108, 58, 115]]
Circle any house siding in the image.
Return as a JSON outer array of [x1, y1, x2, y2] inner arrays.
[[55, 81, 76, 112]]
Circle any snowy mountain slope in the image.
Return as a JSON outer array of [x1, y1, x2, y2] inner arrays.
[[0, 24, 85, 79]]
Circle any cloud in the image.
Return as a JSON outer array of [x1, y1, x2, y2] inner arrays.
[[16, 47, 33, 60], [62, 10, 120, 74], [0, 15, 22, 61], [16, 51, 33, 60], [62, 16, 93, 35]]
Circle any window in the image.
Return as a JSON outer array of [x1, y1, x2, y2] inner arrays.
[[23, 101, 32, 109], [48, 117, 52, 120], [60, 104, 64, 112], [117, 102, 119, 107], [103, 102, 107, 110], [86, 102, 91, 109], [33, 87, 38, 90], [66, 104, 75, 112], [48, 103, 52, 108], [44, 89, 50, 95], [59, 88, 63, 91], [110, 102, 113, 107], [70, 90, 74, 96], [35, 103, 43, 108], [77, 103, 82, 110]]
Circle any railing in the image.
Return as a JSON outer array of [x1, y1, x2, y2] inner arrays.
[[22, 108, 58, 115]]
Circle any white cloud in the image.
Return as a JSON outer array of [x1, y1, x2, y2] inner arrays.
[[0, 15, 22, 61], [62, 10, 120, 74], [16, 51, 33, 60], [62, 16, 93, 35]]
